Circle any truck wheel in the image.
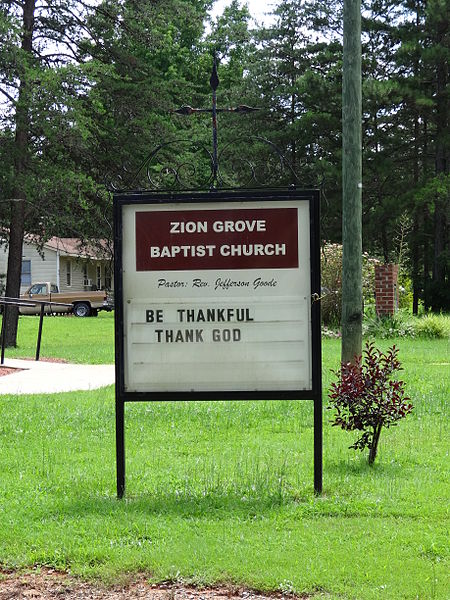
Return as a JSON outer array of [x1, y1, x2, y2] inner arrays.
[[73, 302, 91, 317]]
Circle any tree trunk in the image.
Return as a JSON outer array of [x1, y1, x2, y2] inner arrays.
[[368, 424, 382, 466], [4, 200, 26, 346], [412, 213, 420, 315], [412, 113, 420, 315], [4, 0, 36, 347], [290, 58, 297, 184], [422, 119, 431, 311], [431, 24, 449, 311], [341, 0, 362, 364], [423, 205, 431, 311]]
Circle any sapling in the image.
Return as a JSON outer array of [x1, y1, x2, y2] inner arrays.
[[328, 341, 413, 464]]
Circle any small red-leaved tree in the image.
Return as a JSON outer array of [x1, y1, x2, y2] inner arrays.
[[328, 341, 413, 465]]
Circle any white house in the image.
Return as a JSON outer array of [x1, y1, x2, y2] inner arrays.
[[0, 236, 113, 294]]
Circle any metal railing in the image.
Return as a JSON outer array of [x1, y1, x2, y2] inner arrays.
[[0, 297, 72, 364]]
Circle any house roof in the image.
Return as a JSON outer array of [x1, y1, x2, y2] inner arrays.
[[42, 237, 111, 260], [0, 232, 111, 261]]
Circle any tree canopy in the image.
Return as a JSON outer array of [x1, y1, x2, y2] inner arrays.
[[0, 0, 448, 344]]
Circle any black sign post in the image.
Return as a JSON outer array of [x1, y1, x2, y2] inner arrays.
[[113, 188, 322, 498]]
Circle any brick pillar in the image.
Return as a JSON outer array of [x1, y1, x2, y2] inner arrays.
[[375, 264, 399, 316]]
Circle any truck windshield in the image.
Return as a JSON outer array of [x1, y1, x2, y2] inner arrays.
[[29, 284, 47, 295]]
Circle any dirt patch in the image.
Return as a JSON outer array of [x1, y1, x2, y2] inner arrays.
[[0, 367, 22, 377], [0, 358, 67, 377], [0, 570, 308, 600], [22, 358, 69, 364], [0, 357, 68, 377]]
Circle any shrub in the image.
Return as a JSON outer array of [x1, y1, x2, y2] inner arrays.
[[321, 243, 379, 327], [328, 341, 413, 465], [363, 311, 450, 339], [320, 243, 343, 327], [363, 309, 416, 339], [413, 314, 450, 339], [321, 326, 341, 339], [398, 277, 414, 310]]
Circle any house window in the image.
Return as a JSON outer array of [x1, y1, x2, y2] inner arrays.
[[21, 260, 31, 286], [96, 265, 102, 290], [105, 265, 112, 290], [66, 261, 72, 287], [83, 264, 89, 287]]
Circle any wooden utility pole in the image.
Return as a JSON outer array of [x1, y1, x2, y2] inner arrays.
[[341, 0, 362, 364]]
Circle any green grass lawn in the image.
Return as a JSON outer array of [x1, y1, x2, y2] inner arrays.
[[3, 312, 115, 364], [0, 314, 448, 599]]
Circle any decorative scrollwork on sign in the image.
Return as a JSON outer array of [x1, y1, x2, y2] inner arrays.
[[106, 140, 214, 192], [106, 53, 321, 194], [107, 136, 302, 193], [216, 136, 298, 189]]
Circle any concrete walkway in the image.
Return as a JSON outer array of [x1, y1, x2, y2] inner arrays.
[[0, 359, 115, 395]]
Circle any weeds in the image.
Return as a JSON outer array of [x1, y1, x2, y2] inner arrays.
[[363, 310, 450, 340]]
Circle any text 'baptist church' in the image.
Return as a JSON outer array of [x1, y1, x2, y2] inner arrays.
[[149, 243, 287, 259]]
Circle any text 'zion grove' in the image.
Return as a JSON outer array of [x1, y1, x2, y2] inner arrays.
[[169, 219, 267, 234]]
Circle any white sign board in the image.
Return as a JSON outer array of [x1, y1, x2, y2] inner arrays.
[[120, 198, 313, 394]]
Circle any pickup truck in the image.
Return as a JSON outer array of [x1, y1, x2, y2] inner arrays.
[[19, 282, 113, 317]]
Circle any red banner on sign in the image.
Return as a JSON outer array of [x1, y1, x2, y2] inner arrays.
[[135, 208, 299, 271]]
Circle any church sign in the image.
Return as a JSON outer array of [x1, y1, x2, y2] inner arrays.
[[114, 189, 322, 496]]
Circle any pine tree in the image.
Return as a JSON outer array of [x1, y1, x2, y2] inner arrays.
[[362, 0, 449, 309], [0, 0, 114, 344], [242, 0, 343, 197]]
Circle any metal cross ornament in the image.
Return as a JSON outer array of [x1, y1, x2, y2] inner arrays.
[[174, 52, 259, 184]]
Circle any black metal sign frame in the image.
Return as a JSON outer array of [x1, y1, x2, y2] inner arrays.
[[114, 188, 322, 497]]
